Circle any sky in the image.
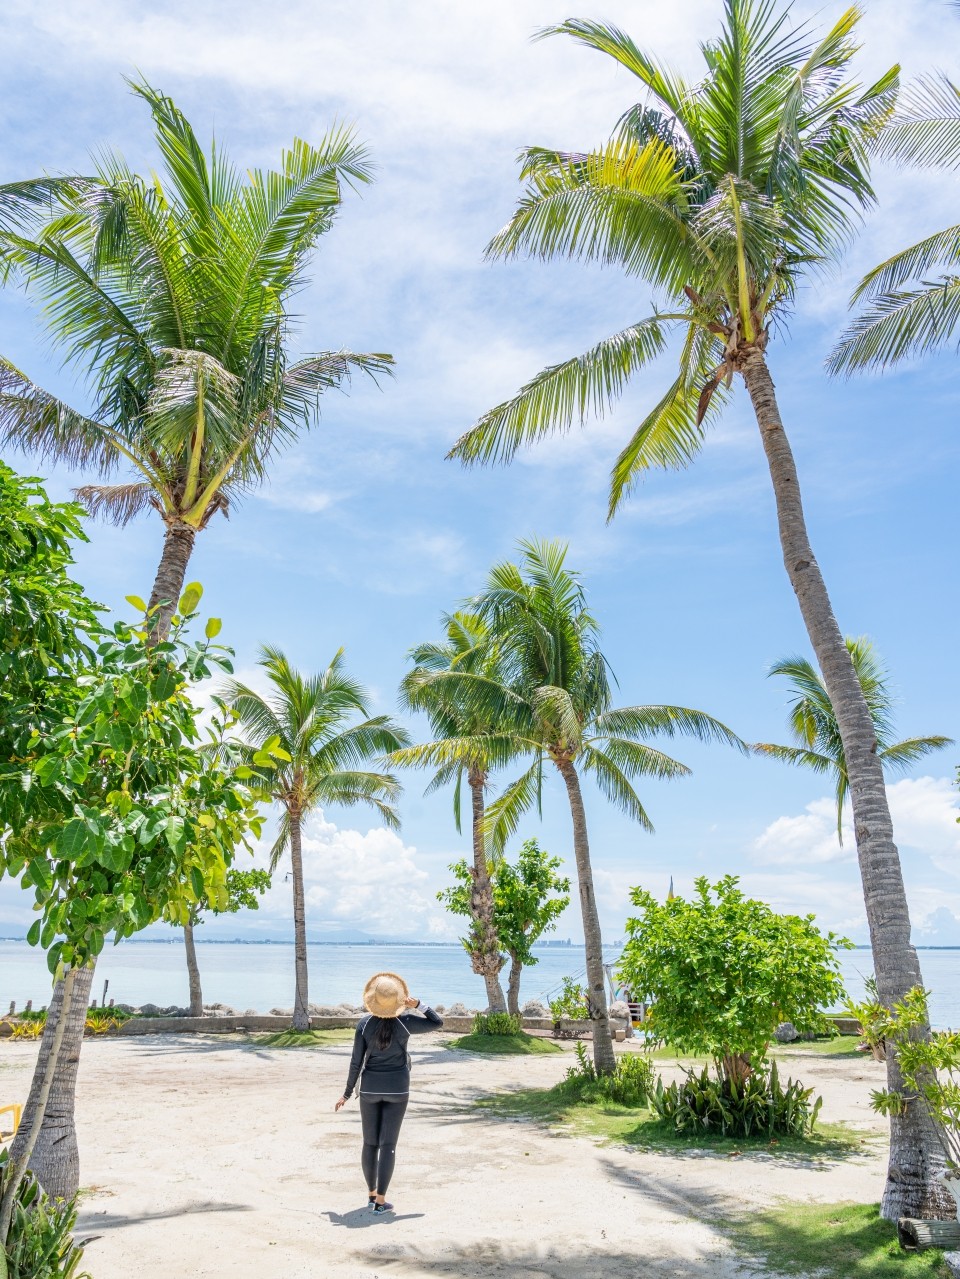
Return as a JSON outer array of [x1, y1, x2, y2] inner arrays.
[[1, 0, 958, 951]]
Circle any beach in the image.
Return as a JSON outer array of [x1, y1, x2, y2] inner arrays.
[[0, 1030, 889, 1278]]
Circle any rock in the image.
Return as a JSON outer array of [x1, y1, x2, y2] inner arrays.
[[608, 1000, 635, 1039], [203, 1004, 236, 1017], [269, 1007, 293, 1017], [138, 1003, 162, 1017], [944, 1250, 960, 1279], [774, 1022, 799, 1043], [242, 1008, 260, 1017], [521, 1000, 549, 1018], [434, 1005, 446, 1014], [114, 1003, 136, 1014], [446, 1002, 469, 1018]]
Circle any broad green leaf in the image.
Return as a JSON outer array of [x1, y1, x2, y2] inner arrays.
[[125, 594, 147, 612], [58, 819, 89, 859], [152, 668, 179, 702], [178, 582, 203, 615], [204, 617, 222, 639], [190, 866, 205, 899], [26, 919, 41, 947]]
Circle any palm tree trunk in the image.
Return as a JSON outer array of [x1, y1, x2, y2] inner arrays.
[[506, 952, 523, 1017], [147, 517, 197, 641], [741, 348, 948, 1220], [468, 769, 507, 1013], [8, 964, 94, 1204], [0, 969, 77, 1248], [184, 917, 203, 1017], [289, 809, 311, 1031], [554, 756, 615, 1073]]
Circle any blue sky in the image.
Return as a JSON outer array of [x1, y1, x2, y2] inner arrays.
[[1, 0, 958, 949]]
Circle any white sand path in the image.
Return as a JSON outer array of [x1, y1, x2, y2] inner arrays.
[[0, 1035, 888, 1278]]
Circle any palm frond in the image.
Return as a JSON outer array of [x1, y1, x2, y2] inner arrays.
[[593, 703, 747, 752], [827, 277, 960, 371], [74, 482, 157, 525], [879, 735, 953, 771], [875, 72, 960, 170], [449, 316, 671, 467], [482, 759, 542, 855], [581, 745, 654, 831]]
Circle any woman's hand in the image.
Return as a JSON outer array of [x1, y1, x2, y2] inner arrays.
[[403, 996, 420, 1009], [334, 1095, 347, 1111]]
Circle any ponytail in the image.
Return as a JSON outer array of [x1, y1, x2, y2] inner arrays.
[[375, 1017, 395, 1051]]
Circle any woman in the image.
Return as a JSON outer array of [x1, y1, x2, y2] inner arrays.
[[335, 972, 443, 1211]]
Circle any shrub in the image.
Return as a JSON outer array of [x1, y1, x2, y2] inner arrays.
[[618, 875, 848, 1084], [472, 1012, 523, 1036], [18, 1010, 47, 1024], [869, 986, 960, 1170], [555, 1042, 656, 1107], [548, 977, 589, 1023], [9, 1022, 43, 1041], [0, 1156, 90, 1279], [650, 1060, 822, 1139]]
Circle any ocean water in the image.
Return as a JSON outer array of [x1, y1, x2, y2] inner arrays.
[[2, 940, 958, 1028]]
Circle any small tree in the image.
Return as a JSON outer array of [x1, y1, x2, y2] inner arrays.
[[618, 876, 849, 1086], [494, 840, 570, 1015], [438, 838, 570, 1014], [181, 867, 272, 1017], [0, 465, 267, 1231]]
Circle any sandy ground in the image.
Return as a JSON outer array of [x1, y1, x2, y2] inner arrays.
[[0, 1033, 889, 1279]]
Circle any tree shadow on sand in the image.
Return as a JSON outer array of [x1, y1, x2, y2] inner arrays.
[[354, 1241, 748, 1278]]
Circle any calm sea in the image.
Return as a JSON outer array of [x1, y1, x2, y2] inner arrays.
[[0, 940, 957, 1028]]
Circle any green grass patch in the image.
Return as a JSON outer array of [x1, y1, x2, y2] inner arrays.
[[729, 1201, 953, 1278], [477, 1087, 873, 1161], [449, 1032, 563, 1055], [771, 1035, 868, 1059], [254, 1028, 354, 1048]]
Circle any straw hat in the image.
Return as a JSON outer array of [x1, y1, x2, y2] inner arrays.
[[363, 972, 409, 1019]]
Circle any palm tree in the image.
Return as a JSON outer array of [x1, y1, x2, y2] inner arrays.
[[447, 3, 946, 1216], [755, 637, 952, 841], [416, 540, 743, 1073], [0, 78, 392, 641], [225, 647, 409, 1031], [829, 73, 960, 372], [395, 612, 510, 1013]]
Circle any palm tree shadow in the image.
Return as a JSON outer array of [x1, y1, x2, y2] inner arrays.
[[323, 1208, 425, 1228]]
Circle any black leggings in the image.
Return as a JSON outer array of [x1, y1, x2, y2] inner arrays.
[[359, 1094, 409, 1195]]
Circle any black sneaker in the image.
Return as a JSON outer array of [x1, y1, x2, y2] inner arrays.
[[373, 1202, 394, 1214]]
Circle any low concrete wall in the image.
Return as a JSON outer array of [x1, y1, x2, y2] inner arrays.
[[2, 1013, 864, 1039]]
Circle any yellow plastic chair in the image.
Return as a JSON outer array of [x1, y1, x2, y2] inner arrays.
[[0, 1103, 21, 1142]]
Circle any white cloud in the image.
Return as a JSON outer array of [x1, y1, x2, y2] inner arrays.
[[245, 809, 455, 941], [753, 775, 960, 871]]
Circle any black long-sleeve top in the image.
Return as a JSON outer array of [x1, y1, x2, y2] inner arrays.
[[343, 1004, 443, 1098]]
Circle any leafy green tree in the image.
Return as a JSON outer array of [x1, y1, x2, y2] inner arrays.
[[424, 539, 742, 1072], [0, 465, 264, 1226], [493, 840, 570, 1015], [448, 3, 942, 1217], [438, 838, 570, 1014], [755, 637, 952, 841], [618, 876, 850, 1086], [0, 77, 392, 639], [830, 71, 960, 372], [181, 867, 273, 1017], [225, 648, 409, 1030], [396, 612, 511, 1012]]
